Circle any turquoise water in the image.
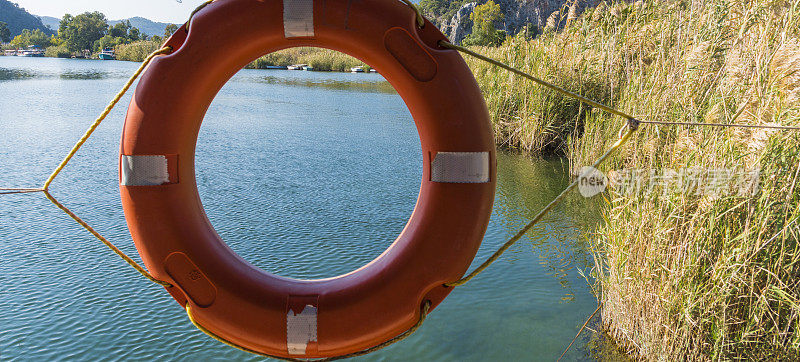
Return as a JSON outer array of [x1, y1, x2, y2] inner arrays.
[[0, 56, 605, 360]]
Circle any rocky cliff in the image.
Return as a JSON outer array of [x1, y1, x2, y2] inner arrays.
[[431, 0, 604, 44]]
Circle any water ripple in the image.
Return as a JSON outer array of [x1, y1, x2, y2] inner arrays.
[[0, 56, 604, 361]]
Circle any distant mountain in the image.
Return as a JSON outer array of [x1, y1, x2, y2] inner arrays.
[[37, 15, 59, 32], [109, 17, 176, 38], [0, 0, 54, 37], [37, 15, 175, 38]]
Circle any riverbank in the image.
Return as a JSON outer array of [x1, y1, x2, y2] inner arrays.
[[114, 41, 372, 72], [15, 41, 371, 73], [467, 0, 800, 359], [246, 47, 371, 72]]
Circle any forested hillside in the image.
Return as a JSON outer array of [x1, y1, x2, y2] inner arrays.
[[0, 0, 53, 37]]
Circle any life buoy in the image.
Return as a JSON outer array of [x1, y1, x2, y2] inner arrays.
[[120, 0, 495, 358]]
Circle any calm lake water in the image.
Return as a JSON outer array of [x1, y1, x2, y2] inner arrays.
[[0, 56, 608, 361]]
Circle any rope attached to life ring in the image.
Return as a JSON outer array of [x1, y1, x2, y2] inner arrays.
[[0, 1, 641, 358], [6, 0, 795, 359]]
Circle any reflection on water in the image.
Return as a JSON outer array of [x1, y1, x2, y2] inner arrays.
[[255, 75, 397, 94], [0, 56, 609, 361], [0, 57, 149, 81], [494, 153, 597, 300], [0, 68, 35, 81], [0, 56, 399, 94], [59, 70, 110, 80]]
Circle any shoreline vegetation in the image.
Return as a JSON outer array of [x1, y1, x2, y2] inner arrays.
[[466, 0, 799, 360], [4, 40, 372, 73], [245, 47, 371, 72], [3, 0, 798, 359], [0, 10, 370, 73]]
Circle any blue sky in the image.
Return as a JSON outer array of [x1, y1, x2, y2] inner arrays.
[[13, 0, 209, 23]]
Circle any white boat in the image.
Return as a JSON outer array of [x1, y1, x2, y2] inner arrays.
[[17, 50, 44, 57], [287, 64, 307, 70], [17, 46, 44, 57], [98, 48, 116, 60], [369, 69, 378, 73], [350, 66, 364, 73]]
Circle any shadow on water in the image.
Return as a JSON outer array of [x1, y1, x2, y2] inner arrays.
[[59, 70, 110, 80], [495, 151, 628, 360], [255, 75, 397, 94], [495, 151, 598, 295], [0, 68, 35, 81], [585, 314, 635, 361], [0, 68, 122, 81], [0, 55, 624, 360]]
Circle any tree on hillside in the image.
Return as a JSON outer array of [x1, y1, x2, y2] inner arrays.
[[58, 12, 108, 51], [94, 34, 125, 51], [418, 0, 451, 17], [0, 22, 10, 43], [108, 20, 130, 38], [418, 0, 470, 27], [10, 28, 51, 48], [462, 0, 506, 46], [95, 20, 142, 50], [164, 23, 178, 38], [128, 27, 140, 41]]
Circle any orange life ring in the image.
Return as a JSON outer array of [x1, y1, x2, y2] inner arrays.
[[120, 0, 495, 358]]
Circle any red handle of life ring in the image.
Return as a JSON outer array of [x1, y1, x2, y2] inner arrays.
[[120, 0, 495, 358]]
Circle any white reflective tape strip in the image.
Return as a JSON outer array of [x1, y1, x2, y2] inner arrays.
[[283, 0, 314, 38], [287, 304, 318, 355], [431, 152, 490, 183], [121, 155, 170, 186]]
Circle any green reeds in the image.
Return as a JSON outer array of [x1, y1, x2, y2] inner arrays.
[[247, 47, 370, 72], [467, 0, 800, 359], [115, 40, 163, 62]]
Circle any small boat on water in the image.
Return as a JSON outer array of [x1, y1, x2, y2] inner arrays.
[[303, 66, 314, 71], [369, 68, 378, 73], [350, 66, 364, 73], [287, 64, 307, 70], [18, 51, 44, 57], [98, 48, 116, 60], [17, 46, 44, 57], [265, 65, 287, 70]]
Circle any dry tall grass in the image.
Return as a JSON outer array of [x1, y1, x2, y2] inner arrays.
[[467, 0, 800, 359], [248, 47, 369, 72], [114, 43, 368, 73], [115, 40, 162, 62]]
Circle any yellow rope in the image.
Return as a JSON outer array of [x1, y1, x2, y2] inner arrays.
[[557, 302, 602, 361], [42, 46, 173, 191], [188, 0, 216, 30], [398, 0, 425, 28], [43, 191, 172, 287], [439, 40, 641, 122], [0, 0, 641, 358], [1, 0, 215, 292], [0, 188, 44, 195], [439, 39, 641, 287], [446, 122, 637, 287], [187, 301, 431, 361], [16, 46, 176, 289]]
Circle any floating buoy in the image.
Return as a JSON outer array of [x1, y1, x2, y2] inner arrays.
[[119, 0, 495, 358]]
